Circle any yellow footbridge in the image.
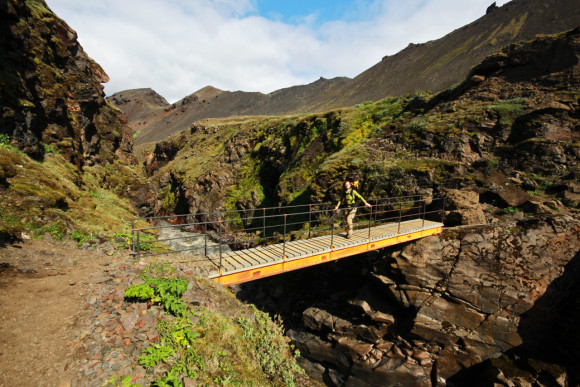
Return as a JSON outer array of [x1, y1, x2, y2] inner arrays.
[[131, 196, 444, 286]]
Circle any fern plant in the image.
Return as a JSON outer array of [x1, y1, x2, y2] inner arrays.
[[103, 375, 144, 387], [124, 270, 203, 386], [138, 344, 176, 368], [124, 273, 189, 317]]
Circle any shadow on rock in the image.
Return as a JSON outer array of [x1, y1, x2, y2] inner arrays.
[[448, 250, 580, 386]]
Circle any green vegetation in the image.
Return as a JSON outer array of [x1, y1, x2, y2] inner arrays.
[[42, 143, 57, 154], [486, 155, 501, 171], [0, 145, 143, 243], [0, 134, 10, 148], [125, 271, 189, 318], [502, 206, 520, 215], [150, 96, 426, 215], [69, 231, 94, 248], [25, 0, 51, 17], [133, 232, 166, 252], [525, 172, 557, 197], [224, 159, 264, 212], [32, 222, 66, 240], [160, 185, 177, 211], [119, 264, 306, 386], [488, 97, 527, 125], [145, 88, 551, 218], [103, 376, 143, 387], [238, 309, 303, 386]]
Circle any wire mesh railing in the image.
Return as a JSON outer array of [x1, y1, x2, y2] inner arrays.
[[129, 195, 445, 267]]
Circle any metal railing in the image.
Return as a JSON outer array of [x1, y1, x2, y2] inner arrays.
[[129, 195, 445, 265]]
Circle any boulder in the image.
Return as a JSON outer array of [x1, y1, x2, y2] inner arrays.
[[302, 307, 351, 334], [287, 330, 352, 371], [556, 180, 580, 206], [520, 199, 555, 214], [441, 189, 487, 226]]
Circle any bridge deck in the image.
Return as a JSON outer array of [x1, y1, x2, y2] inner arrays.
[[209, 219, 443, 286]]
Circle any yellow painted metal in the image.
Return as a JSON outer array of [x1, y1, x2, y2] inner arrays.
[[213, 226, 442, 286]]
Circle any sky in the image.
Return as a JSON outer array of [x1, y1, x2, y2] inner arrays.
[[45, 0, 511, 103]]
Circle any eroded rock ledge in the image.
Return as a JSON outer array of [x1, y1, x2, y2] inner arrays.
[[288, 214, 580, 386]]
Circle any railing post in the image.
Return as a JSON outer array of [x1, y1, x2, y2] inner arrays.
[[397, 201, 402, 234], [283, 214, 287, 261], [136, 231, 141, 260], [219, 220, 223, 271], [204, 223, 208, 257], [263, 208, 266, 240], [368, 205, 372, 241], [422, 199, 426, 228], [331, 210, 335, 250], [131, 220, 135, 253], [441, 199, 446, 224], [308, 204, 312, 239]]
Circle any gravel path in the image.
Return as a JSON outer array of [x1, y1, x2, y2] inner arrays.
[[0, 239, 210, 386]]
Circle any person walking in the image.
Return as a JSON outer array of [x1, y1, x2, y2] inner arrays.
[[334, 176, 371, 238]]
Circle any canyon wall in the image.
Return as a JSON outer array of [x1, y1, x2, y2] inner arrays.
[[283, 214, 580, 386]]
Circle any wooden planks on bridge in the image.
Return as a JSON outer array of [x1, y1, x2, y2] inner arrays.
[[209, 219, 443, 286]]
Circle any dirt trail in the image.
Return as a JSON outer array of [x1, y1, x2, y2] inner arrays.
[[0, 239, 128, 387]]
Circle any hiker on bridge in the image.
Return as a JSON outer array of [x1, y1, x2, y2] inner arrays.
[[334, 175, 372, 239]]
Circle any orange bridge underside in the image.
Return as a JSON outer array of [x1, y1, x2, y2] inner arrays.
[[212, 226, 442, 286]]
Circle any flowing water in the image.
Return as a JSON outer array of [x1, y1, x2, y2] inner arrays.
[[156, 221, 232, 258]]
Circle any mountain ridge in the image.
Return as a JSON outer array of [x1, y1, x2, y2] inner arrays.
[[110, 0, 580, 145], [329, 0, 580, 107]]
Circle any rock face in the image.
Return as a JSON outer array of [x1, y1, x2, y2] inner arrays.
[[0, 0, 156, 237], [285, 214, 580, 386], [0, 0, 134, 167]]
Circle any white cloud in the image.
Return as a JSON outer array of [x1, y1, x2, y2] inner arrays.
[[45, 0, 511, 103]]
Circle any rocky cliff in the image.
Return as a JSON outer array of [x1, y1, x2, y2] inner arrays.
[[268, 214, 579, 386], [0, 0, 151, 242], [0, 0, 133, 166]]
